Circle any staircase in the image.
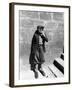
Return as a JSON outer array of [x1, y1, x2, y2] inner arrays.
[[48, 53, 64, 78]]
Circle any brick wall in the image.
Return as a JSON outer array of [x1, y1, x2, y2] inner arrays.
[[19, 10, 64, 64]]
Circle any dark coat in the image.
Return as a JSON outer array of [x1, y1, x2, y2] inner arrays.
[[29, 30, 48, 65]]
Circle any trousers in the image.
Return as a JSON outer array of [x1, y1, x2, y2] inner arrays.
[[30, 63, 42, 71]]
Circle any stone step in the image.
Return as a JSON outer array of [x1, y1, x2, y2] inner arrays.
[[54, 58, 64, 67], [53, 60, 64, 74], [43, 65, 55, 78], [60, 53, 64, 60], [48, 64, 64, 78]]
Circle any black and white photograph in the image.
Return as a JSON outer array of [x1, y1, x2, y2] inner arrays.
[[19, 10, 64, 79], [9, 3, 70, 87]]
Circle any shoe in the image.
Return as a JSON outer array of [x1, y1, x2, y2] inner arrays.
[[38, 68, 46, 76], [33, 69, 38, 79]]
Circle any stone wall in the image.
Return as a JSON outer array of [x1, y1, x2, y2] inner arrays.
[[19, 10, 64, 64]]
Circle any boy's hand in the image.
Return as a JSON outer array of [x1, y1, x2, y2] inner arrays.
[[40, 31, 45, 37]]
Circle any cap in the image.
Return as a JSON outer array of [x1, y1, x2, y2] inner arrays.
[[37, 25, 44, 30]]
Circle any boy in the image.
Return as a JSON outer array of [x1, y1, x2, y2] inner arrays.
[[29, 25, 48, 78]]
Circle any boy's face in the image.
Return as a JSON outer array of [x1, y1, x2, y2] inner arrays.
[[38, 28, 43, 33]]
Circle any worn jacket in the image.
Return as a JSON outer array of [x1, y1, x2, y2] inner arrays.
[[29, 30, 48, 65]]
